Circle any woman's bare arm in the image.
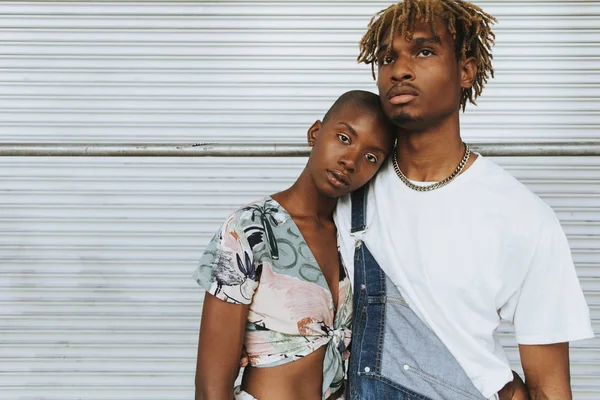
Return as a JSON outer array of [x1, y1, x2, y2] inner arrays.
[[195, 292, 250, 400]]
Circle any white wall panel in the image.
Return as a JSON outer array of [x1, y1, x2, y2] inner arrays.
[[0, 1, 598, 399]]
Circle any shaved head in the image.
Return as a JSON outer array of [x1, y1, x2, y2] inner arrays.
[[322, 90, 390, 126]]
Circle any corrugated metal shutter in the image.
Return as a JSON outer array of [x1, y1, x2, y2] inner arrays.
[[1, 1, 598, 399]]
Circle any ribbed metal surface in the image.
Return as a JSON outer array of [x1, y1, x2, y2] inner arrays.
[[1, 2, 598, 399]]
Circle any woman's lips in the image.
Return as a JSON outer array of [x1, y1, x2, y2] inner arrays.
[[327, 170, 349, 188]]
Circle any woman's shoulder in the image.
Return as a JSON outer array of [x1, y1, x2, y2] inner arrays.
[[224, 197, 290, 254], [228, 197, 290, 233], [229, 196, 285, 225]]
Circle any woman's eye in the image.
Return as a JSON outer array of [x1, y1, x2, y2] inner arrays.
[[337, 134, 351, 144], [419, 49, 434, 57], [365, 153, 378, 164]]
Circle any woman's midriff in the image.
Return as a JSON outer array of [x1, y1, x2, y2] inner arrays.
[[240, 345, 329, 400]]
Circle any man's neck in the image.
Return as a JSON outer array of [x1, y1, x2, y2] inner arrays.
[[394, 118, 468, 183]]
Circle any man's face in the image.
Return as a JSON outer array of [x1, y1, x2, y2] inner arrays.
[[375, 18, 468, 130]]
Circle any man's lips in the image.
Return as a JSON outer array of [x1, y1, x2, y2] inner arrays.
[[388, 85, 419, 105], [327, 170, 350, 187]]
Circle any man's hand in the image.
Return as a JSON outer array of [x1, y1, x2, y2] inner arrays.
[[240, 346, 249, 368], [498, 370, 529, 400]]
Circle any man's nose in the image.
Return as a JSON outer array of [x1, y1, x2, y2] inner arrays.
[[391, 56, 415, 81]]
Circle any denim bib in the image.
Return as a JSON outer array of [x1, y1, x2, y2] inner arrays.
[[347, 185, 487, 400]]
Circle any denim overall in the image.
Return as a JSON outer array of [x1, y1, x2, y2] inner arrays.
[[347, 186, 488, 400]]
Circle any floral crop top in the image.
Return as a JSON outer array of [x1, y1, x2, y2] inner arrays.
[[193, 197, 352, 398]]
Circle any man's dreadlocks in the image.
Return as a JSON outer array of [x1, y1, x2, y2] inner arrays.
[[358, 0, 496, 110]]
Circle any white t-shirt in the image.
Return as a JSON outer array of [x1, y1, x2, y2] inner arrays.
[[334, 155, 594, 398]]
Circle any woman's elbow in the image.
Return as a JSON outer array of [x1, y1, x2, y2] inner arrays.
[[195, 371, 235, 400]]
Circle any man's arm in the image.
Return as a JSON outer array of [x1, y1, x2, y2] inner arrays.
[[518, 342, 571, 400], [195, 292, 249, 400]]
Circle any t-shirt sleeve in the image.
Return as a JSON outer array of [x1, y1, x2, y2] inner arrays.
[[512, 209, 594, 344], [192, 214, 260, 305]]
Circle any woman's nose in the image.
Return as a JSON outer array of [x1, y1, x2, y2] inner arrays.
[[339, 154, 356, 172]]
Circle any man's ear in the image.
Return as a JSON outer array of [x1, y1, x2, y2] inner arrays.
[[307, 120, 322, 147], [460, 57, 477, 89]]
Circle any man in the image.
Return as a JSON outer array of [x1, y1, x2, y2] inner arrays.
[[334, 1, 594, 399]]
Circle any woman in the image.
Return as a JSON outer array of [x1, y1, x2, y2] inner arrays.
[[194, 90, 396, 400]]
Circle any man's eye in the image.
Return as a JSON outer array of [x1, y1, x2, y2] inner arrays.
[[419, 49, 434, 57], [365, 153, 378, 164], [337, 134, 350, 144], [382, 56, 395, 65]]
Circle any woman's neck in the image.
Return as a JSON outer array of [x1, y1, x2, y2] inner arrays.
[[271, 167, 337, 225]]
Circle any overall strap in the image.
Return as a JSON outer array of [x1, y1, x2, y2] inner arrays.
[[350, 184, 368, 233]]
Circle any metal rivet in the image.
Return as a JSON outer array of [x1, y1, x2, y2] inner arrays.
[[355, 241, 362, 249], [360, 284, 366, 290], [364, 367, 370, 373], [403, 364, 409, 370]]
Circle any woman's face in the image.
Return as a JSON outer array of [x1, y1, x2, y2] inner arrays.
[[307, 104, 395, 198]]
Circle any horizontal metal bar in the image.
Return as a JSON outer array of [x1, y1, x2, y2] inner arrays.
[[1, 142, 600, 157], [0, 143, 308, 157]]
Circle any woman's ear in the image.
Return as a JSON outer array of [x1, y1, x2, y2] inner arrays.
[[307, 120, 321, 147]]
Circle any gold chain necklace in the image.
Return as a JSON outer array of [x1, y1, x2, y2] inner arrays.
[[392, 143, 471, 192]]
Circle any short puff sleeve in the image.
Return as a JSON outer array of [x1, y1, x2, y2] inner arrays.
[[193, 214, 261, 305]]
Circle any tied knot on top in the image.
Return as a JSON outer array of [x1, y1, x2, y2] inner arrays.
[[327, 326, 352, 357], [322, 325, 352, 397]]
